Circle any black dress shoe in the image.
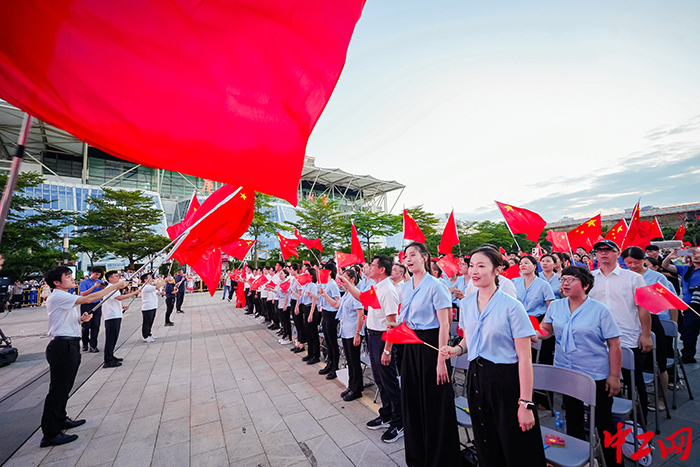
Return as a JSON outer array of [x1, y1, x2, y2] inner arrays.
[[318, 365, 332, 375], [103, 361, 122, 368], [302, 355, 311, 362], [40, 433, 79, 447], [343, 390, 362, 402], [293, 347, 305, 353], [112, 357, 124, 362], [269, 325, 280, 331], [340, 388, 351, 398], [325, 371, 337, 380], [82, 345, 88, 352], [306, 357, 320, 365], [62, 417, 86, 429]]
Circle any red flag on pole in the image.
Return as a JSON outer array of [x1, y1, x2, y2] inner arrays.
[[222, 239, 255, 261], [359, 286, 381, 309], [318, 269, 330, 285], [674, 225, 686, 241], [190, 247, 222, 297], [438, 210, 460, 255], [294, 229, 323, 253], [166, 191, 201, 240], [0, 0, 365, 205], [251, 275, 270, 290], [634, 284, 688, 314], [604, 219, 628, 244], [382, 323, 424, 345], [567, 214, 601, 252], [279, 280, 291, 293], [185, 191, 201, 220], [295, 273, 312, 286], [501, 263, 521, 280], [622, 201, 652, 249], [403, 209, 425, 243], [495, 201, 547, 242], [277, 232, 300, 259], [351, 222, 366, 264], [649, 217, 664, 240], [546, 230, 570, 253], [336, 252, 359, 269], [437, 254, 459, 278]]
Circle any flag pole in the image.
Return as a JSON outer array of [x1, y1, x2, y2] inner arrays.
[[495, 201, 522, 253], [0, 114, 33, 245]]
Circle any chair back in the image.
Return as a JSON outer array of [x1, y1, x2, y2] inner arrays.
[[532, 364, 596, 406], [450, 322, 459, 338], [620, 347, 635, 371], [660, 319, 678, 338], [451, 353, 470, 371]]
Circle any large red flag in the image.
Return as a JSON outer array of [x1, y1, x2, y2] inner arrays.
[[359, 286, 381, 309], [294, 229, 323, 253], [674, 225, 686, 241], [336, 252, 359, 269], [403, 209, 426, 243], [437, 254, 459, 278], [222, 239, 255, 261], [0, 0, 365, 205], [634, 284, 688, 314], [166, 191, 201, 240], [438, 211, 460, 255], [605, 219, 628, 245], [622, 201, 652, 249], [351, 222, 366, 264], [546, 230, 570, 253], [277, 232, 300, 259], [495, 201, 546, 243], [190, 247, 223, 297], [567, 214, 601, 251], [649, 218, 664, 240]]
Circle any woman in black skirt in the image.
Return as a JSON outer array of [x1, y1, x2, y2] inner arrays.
[[392, 241, 460, 467], [441, 247, 546, 467]]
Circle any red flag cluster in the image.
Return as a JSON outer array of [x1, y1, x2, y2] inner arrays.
[[622, 202, 664, 249], [496, 201, 546, 243]]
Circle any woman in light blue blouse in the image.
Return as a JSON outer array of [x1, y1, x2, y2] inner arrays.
[[394, 242, 460, 467], [441, 247, 544, 467], [299, 268, 320, 365], [538, 266, 622, 466], [540, 254, 561, 299], [317, 263, 341, 380]]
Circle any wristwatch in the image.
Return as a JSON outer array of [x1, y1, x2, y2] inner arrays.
[[518, 399, 535, 410], [383, 349, 391, 356]]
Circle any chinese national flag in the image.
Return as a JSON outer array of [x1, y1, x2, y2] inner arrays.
[[546, 231, 570, 253], [294, 229, 323, 253], [674, 225, 686, 241], [0, 0, 365, 205], [351, 222, 366, 264], [634, 284, 688, 314], [437, 254, 459, 278], [359, 286, 381, 309], [185, 191, 201, 220], [501, 263, 521, 280], [318, 269, 330, 285], [648, 218, 664, 240], [222, 239, 255, 261], [336, 252, 359, 269], [403, 209, 426, 243], [605, 219, 628, 244], [279, 280, 291, 293], [251, 275, 269, 290], [166, 191, 201, 240], [567, 214, 601, 251], [190, 247, 222, 297], [382, 323, 424, 345], [622, 201, 652, 249], [277, 232, 300, 259], [295, 273, 312, 286], [495, 201, 546, 242], [438, 211, 460, 255]]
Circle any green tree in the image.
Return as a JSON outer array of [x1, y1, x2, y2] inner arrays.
[[347, 210, 402, 259], [71, 230, 109, 267], [285, 196, 345, 263], [75, 188, 170, 269], [457, 220, 516, 253], [406, 205, 440, 236], [0, 171, 73, 280], [247, 193, 282, 267]]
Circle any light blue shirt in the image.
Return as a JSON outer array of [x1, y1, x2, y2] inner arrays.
[[642, 268, 678, 321], [513, 276, 555, 317], [276, 288, 289, 309], [459, 289, 536, 364], [544, 297, 621, 381], [543, 272, 562, 300], [318, 280, 340, 312], [299, 282, 318, 306], [399, 275, 453, 330], [289, 278, 301, 301], [337, 293, 364, 339]]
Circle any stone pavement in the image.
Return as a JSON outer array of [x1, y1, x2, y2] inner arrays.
[[1, 292, 700, 466]]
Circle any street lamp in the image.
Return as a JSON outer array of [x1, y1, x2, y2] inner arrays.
[[63, 232, 70, 264]]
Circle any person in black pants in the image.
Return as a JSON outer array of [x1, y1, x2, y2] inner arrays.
[[78, 267, 105, 352], [318, 263, 341, 379], [300, 268, 320, 364], [164, 276, 176, 326], [174, 270, 186, 313], [102, 271, 139, 368]]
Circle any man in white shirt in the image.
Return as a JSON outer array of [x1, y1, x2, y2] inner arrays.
[[390, 263, 406, 302], [338, 255, 403, 444], [41, 266, 126, 447], [140, 274, 161, 343], [588, 239, 653, 420], [102, 271, 139, 368], [267, 262, 284, 331]]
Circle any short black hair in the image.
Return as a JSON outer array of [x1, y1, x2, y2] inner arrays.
[[89, 266, 104, 275], [140, 273, 152, 282], [373, 255, 393, 277], [290, 263, 300, 272], [561, 266, 594, 293], [323, 262, 337, 279], [45, 266, 72, 289], [393, 263, 407, 275], [644, 244, 660, 251], [105, 270, 119, 281], [276, 261, 285, 268]]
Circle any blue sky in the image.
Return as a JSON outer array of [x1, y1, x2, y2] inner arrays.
[[306, 1, 700, 223]]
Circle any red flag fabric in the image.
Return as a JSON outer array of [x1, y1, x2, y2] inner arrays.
[[190, 247, 222, 297], [166, 191, 201, 240], [398, 251, 406, 263], [279, 281, 291, 293], [499, 247, 507, 256], [0, 0, 365, 205], [605, 219, 628, 245], [567, 214, 601, 252], [295, 273, 312, 286], [277, 232, 300, 259], [351, 222, 366, 264], [250, 275, 269, 291], [546, 230, 571, 253], [437, 254, 459, 278], [634, 284, 688, 314], [185, 191, 201, 220], [294, 229, 323, 253], [222, 239, 255, 261], [622, 201, 652, 249], [336, 252, 359, 269], [495, 201, 546, 242], [529, 316, 541, 332], [501, 263, 521, 280], [438, 211, 460, 255], [359, 286, 381, 309], [318, 269, 330, 285], [674, 225, 686, 241], [382, 323, 424, 345], [403, 209, 426, 243], [649, 218, 664, 240]]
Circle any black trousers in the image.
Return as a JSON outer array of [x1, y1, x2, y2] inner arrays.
[[228, 284, 236, 301], [564, 379, 621, 466], [291, 300, 307, 344], [321, 310, 339, 369], [467, 358, 546, 467], [279, 306, 292, 339], [342, 337, 363, 393], [401, 328, 461, 467], [41, 338, 81, 439], [81, 304, 101, 349], [302, 305, 321, 359], [142, 308, 156, 339], [367, 329, 402, 427], [176, 293, 184, 311], [270, 300, 280, 326], [103, 318, 121, 363], [644, 314, 667, 372], [681, 305, 700, 361], [165, 297, 175, 324]]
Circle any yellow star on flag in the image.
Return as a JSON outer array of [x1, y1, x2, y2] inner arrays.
[[586, 220, 597, 227], [504, 205, 514, 212], [240, 193, 247, 200]]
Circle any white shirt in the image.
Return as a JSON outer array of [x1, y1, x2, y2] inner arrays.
[[141, 284, 158, 310], [365, 277, 400, 331], [46, 289, 81, 337], [589, 265, 646, 349], [393, 280, 405, 303], [102, 293, 124, 320], [268, 273, 281, 301], [464, 276, 517, 299]]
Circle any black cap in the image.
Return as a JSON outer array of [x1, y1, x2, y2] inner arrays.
[[644, 244, 660, 251], [593, 239, 620, 251]]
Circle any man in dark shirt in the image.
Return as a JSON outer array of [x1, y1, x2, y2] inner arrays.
[[78, 267, 105, 352], [175, 270, 186, 313], [164, 276, 177, 325]]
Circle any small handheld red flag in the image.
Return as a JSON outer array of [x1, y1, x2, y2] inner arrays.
[[674, 225, 686, 241], [529, 316, 541, 332], [382, 323, 440, 351], [403, 209, 426, 243], [294, 229, 323, 253], [336, 252, 359, 269], [318, 269, 330, 285], [251, 275, 269, 291], [351, 222, 366, 264], [438, 210, 460, 255], [501, 263, 520, 280], [359, 286, 381, 309], [296, 273, 312, 286], [634, 284, 688, 314], [437, 254, 459, 278], [279, 281, 291, 293]]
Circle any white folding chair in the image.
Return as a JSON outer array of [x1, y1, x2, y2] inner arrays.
[[660, 319, 694, 409], [642, 333, 670, 434], [533, 364, 601, 467]]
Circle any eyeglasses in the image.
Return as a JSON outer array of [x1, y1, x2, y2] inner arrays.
[[560, 277, 580, 285]]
